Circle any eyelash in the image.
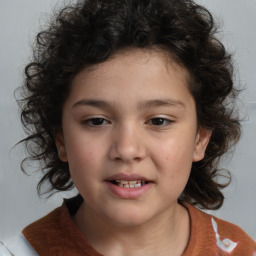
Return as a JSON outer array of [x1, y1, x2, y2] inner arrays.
[[81, 117, 173, 128]]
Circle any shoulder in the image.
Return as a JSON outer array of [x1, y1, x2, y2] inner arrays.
[[213, 214, 253, 239], [0, 207, 65, 256], [21, 201, 100, 256], [183, 202, 256, 255], [212, 215, 256, 253], [22, 205, 68, 253]]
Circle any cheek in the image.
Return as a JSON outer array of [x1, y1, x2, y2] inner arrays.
[[153, 138, 195, 194], [67, 145, 103, 197], [159, 139, 195, 170], [66, 139, 104, 179]]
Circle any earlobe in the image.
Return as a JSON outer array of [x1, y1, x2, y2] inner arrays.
[[55, 132, 68, 162], [193, 127, 212, 162]]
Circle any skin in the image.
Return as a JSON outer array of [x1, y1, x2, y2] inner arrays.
[[56, 48, 211, 256]]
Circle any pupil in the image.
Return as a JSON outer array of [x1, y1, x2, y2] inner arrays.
[[152, 118, 164, 125], [92, 118, 104, 125]]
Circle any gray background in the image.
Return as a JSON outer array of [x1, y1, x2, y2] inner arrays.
[[0, 0, 255, 241]]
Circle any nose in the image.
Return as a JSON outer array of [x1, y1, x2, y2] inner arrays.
[[108, 123, 147, 163]]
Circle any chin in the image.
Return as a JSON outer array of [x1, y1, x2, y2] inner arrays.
[[104, 207, 152, 228]]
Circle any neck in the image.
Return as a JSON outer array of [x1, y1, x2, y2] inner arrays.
[[74, 201, 190, 256]]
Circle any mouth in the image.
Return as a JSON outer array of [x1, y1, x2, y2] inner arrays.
[[105, 173, 154, 199], [110, 180, 150, 188], [105, 173, 153, 199]]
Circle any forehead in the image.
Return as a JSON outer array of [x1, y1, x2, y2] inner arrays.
[[67, 48, 193, 108], [81, 48, 190, 82]]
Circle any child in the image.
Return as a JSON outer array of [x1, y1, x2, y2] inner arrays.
[[2, 0, 256, 255]]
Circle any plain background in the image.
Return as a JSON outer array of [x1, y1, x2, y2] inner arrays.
[[0, 0, 255, 242]]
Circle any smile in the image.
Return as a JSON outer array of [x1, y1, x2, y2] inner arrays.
[[105, 173, 153, 199]]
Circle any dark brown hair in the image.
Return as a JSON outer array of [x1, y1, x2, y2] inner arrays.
[[17, 0, 241, 210]]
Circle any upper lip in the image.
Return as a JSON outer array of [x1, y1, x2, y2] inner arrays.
[[105, 173, 152, 182]]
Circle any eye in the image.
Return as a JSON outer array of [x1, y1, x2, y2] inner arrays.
[[82, 118, 109, 126], [148, 117, 173, 126]]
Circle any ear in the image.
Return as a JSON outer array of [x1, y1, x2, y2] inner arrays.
[[193, 127, 212, 162], [55, 132, 68, 162]]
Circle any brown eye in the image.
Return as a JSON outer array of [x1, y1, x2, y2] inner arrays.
[[90, 118, 105, 125], [149, 118, 172, 126], [82, 118, 109, 126]]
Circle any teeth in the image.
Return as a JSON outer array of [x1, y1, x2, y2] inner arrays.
[[128, 181, 137, 185], [120, 180, 129, 184], [114, 180, 147, 188]]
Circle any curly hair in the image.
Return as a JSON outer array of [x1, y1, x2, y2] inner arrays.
[[17, 0, 241, 210]]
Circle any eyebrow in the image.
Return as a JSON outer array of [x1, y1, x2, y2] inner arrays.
[[137, 99, 185, 110], [72, 98, 185, 110], [72, 99, 111, 109]]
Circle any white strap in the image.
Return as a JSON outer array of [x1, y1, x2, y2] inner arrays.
[[211, 218, 238, 253], [0, 234, 38, 256]]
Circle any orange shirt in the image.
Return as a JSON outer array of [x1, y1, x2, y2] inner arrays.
[[23, 197, 256, 256]]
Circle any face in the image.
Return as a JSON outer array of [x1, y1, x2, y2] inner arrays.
[[56, 48, 211, 228]]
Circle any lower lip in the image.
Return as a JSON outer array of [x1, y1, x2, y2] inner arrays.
[[105, 181, 153, 199]]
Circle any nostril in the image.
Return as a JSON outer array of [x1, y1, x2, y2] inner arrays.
[[134, 156, 143, 162]]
